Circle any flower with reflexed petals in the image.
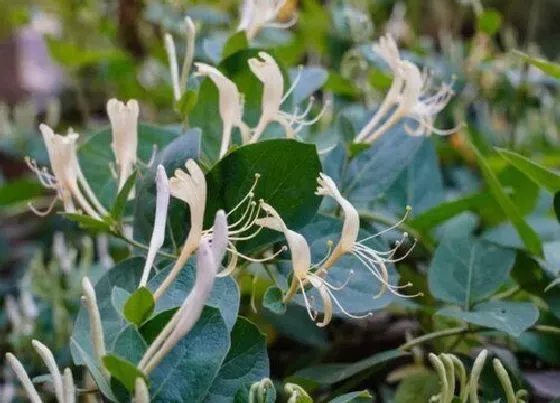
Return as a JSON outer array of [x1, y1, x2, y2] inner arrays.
[[238, 0, 297, 40]]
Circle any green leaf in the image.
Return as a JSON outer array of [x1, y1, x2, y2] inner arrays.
[[263, 286, 286, 315], [262, 305, 329, 348], [428, 235, 516, 308], [204, 318, 269, 402], [103, 354, 147, 392], [133, 129, 201, 248], [329, 390, 373, 402], [345, 126, 425, 203], [394, 371, 440, 403], [554, 192, 560, 223], [175, 90, 199, 118], [276, 215, 400, 316], [513, 50, 560, 79], [61, 213, 112, 233], [80, 124, 179, 207], [190, 50, 291, 162], [204, 139, 322, 253], [110, 171, 137, 220], [470, 142, 542, 256], [45, 37, 125, 68], [222, 31, 249, 59], [123, 287, 155, 326], [482, 217, 560, 250], [0, 179, 44, 206], [290, 67, 329, 105], [517, 330, 560, 365], [294, 350, 407, 385], [437, 301, 539, 337], [477, 9, 502, 35], [139, 308, 179, 344], [148, 307, 230, 401], [495, 148, 560, 193]]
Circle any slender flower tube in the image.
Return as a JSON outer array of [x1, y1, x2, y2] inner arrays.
[[469, 350, 488, 403], [315, 173, 418, 299], [63, 368, 75, 403], [81, 277, 109, 378], [135, 378, 150, 403], [154, 159, 206, 299], [139, 211, 227, 374], [194, 62, 251, 156], [5, 353, 42, 403], [354, 34, 459, 144], [26, 125, 108, 218], [32, 340, 64, 402], [165, 17, 196, 102], [248, 52, 327, 142], [106, 98, 139, 190], [238, 0, 297, 40], [139, 165, 170, 287]]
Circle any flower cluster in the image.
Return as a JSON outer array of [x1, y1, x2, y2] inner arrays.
[[355, 34, 460, 144], [257, 173, 419, 327]]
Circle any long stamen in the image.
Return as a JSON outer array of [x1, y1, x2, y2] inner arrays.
[[358, 206, 412, 242], [227, 245, 287, 263], [227, 173, 261, 218], [281, 65, 303, 104], [326, 287, 372, 319]]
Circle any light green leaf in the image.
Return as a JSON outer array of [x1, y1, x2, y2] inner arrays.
[[263, 286, 286, 315], [329, 390, 373, 402], [222, 31, 249, 59], [513, 50, 560, 79], [110, 171, 137, 220], [437, 301, 539, 337], [175, 90, 199, 118], [103, 354, 147, 392], [496, 148, 560, 193], [61, 213, 112, 233], [204, 318, 269, 403], [294, 350, 407, 385], [123, 287, 155, 326], [393, 371, 440, 403], [477, 9, 502, 35], [470, 142, 542, 256], [0, 179, 44, 206], [428, 236, 516, 307]]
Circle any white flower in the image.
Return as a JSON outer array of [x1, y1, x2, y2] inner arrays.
[[355, 34, 459, 144], [248, 52, 326, 142], [135, 378, 150, 403], [238, 0, 297, 40], [139, 165, 170, 287], [106, 98, 139, 190], [194, 63, 250, 157], [316, 173, 419, 298], [32, 340, 64, 402], [139, 211, 227, 374], [81, 277, 109, 378], [5, 353, 42, 403], [26, 124, 108, 218], [165, 17, 196, 102], [257, 203, 367, 327]]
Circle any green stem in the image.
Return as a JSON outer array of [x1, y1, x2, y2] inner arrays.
[[114, 232, 177, 259], [400, 327, 470, 351]]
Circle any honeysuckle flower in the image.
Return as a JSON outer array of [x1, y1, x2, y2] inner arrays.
[[62, 368, 74, 403], [106, 98, 139, 190], [139, 211, 227, 374], [315, 173, 419, 298], [354, 34, 459, 144], [194, 62, 250, 157], [26, 124, 108, 219], [81, 277, 108, 378], [5, 353, 42, 403], [237, 0, 297, 40], [257, 203, 368, 327], [135, 378, 150, 403], [248, 52, 327, 142], [165, 16, 196, 102], [154, 159, 206, 299], [140, 165, 170, 287], [32, 340, 64, 402]]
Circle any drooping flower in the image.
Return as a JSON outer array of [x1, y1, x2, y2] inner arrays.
[[256, 202, 369, 327], [315, 173, 419, 298], [248, 52, 326, 142], [106, 98, 139, 190], [139, 211, 228, 374], [237, 0, 297, 40], [194, 62, 250, 157], [165, 16, 196, 102], [26, 125, 108, 218], [354, 34, 459, 144], [139, 165, 170, 287]]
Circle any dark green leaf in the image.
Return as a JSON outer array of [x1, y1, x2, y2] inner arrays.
[[204, 139, 322, 252], [103, 354, 147, 392], [222, 32, 249, 59], [496, 148, 560, 193], [110, 171, 137, 220], [517, 331, 560, 365], [294, 350, 407, 385], [470, 142, 542, 256], [263, 286, 286, 315], [139, 308, 179, 344], [437, 301, 539, 336], [428, 235, 516, 307], [0, 179, 44, 206], [204, 318, 269, 402], [123, 287, 155, 326], [554, 192, 560, 223], [477, 9, 502, 35]]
